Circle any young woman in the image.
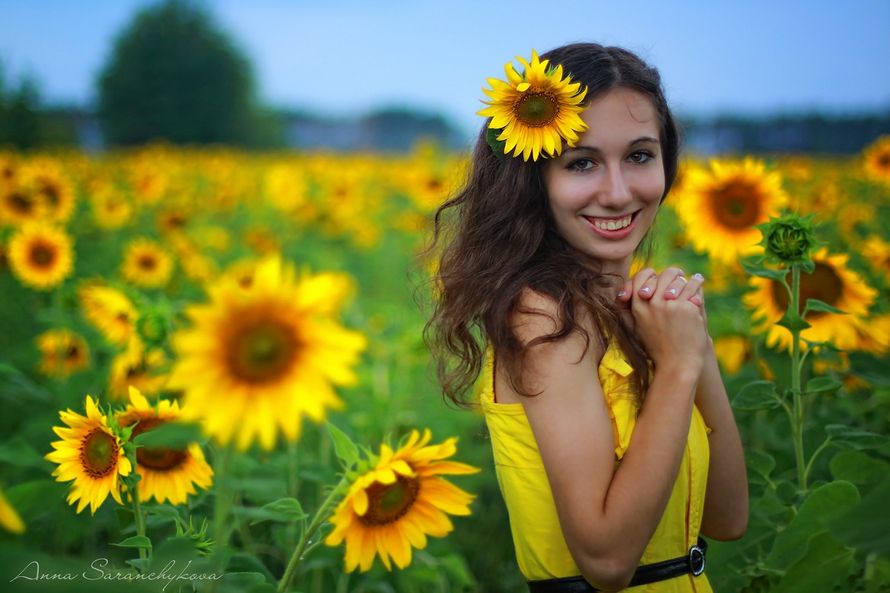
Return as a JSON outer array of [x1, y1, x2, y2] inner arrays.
[[426, 43, 748, 592]]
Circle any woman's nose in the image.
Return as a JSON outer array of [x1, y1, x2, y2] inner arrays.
[[598, 164, 633, 208]]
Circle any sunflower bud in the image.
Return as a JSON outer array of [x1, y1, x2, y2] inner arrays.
[[757, 212, 817, 264], [136, 310, 167, 346]]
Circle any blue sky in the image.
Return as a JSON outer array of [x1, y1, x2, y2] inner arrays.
[[1, 0, 888, 139]]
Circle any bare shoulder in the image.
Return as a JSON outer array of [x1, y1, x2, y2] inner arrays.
[[497, 287, 606, 402], [509, 286, 605, 362]]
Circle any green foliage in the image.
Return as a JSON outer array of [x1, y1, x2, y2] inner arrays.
[[96, 0, 269, 146]]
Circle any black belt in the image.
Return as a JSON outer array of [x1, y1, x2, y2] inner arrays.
[[528, 537, 707, 592]]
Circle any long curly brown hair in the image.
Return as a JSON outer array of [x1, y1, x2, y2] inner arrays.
[[423, 43, 682, 408]]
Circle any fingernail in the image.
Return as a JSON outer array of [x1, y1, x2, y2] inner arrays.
[[667, 288, 678, 296], [693, 273, 704, 281], [617, 290, 626, 298], [640, 287, 652, 294]]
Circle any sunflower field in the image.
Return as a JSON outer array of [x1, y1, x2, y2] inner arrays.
[[0, 136, 888, 593]]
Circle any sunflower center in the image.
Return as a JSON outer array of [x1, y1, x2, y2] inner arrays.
[[9, 192, 34, 215], [710, 180, 762, 229], [226, 317, 300, 384], [80, 428, 119, 478], [513, 92, 559, 127], [878, 153, 890, 169], [29, 241, 58, 268], [66, 344, 82, 361], [130, 417, 188, 472], [41, 182, 61, 207], [138, 254, 158, 270], [358, 475, 421, 526], [770, 262, 843, 316], [426, 178, 444, 192]]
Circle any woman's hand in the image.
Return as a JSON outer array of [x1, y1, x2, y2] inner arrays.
[[618, 267, 709, 373], [617, 267, 709, 331]]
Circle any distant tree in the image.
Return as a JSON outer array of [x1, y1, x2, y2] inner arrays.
[[0, 65, 42, 149], [97, 0, 262, 146]]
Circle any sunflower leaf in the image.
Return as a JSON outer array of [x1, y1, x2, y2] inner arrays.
[[326, 422, 359, 469], [777, 313, 811, 332], [740, 259, 788, 281], [805, 377, 843, 395], [133, 421, 204, 448], [236, 498, 307, 525], [111, 535, 153, 549], [733, 380, 781, 411], [803, 298, 846, 316], [825, 425, 888, 450]]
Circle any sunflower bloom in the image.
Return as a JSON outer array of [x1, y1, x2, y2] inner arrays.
[[8, 222, 74, 290], [90, 183, 134, 230], [325, 429, 479, 572], [45, 395, 132, 514], [108, 342, 169, 400], [673, 158, 788, 264], [121, 237, 174, 288], [713, 335, 750, 375], [168, 256, 366, 450], [478, 49, 588, 161], [861, 235, 889, 282], [743, 248, 878, 352], [79, 284, 138, 347], [36, 329, 90, 378], [116, 387, 213, 505], [19, 159, 76, 223], [862, 135, 890, 185]]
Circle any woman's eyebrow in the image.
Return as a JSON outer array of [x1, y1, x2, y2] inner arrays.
[[565, 137, 660, 154]]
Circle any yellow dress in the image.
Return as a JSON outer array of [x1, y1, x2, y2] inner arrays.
[[478, 337, 713, 592]]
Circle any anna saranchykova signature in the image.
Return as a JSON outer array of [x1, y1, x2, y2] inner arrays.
[[10, 558, 224, 591]]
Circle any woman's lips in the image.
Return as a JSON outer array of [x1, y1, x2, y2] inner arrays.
[[582, 210, 639, 239]]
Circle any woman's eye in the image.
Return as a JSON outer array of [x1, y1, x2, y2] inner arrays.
[[629, 151, 654, 164], [567, 158, 594, 172]]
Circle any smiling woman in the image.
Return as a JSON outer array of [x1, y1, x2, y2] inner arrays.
[[426, 43, 748, 592]]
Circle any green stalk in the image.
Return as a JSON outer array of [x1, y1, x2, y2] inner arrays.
[[789, 265, 807, 492], [277, 476, 349, 593], [212, 445, 234, 552], [131, 484, 148, 562]]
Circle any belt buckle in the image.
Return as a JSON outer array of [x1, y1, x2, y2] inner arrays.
[[688, 544, 706, 576]]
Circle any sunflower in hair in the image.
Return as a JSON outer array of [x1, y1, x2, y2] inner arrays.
[[478, 49, 588, 162]]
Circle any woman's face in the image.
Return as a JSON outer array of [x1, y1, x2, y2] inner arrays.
[[542, 87, 665, 278]]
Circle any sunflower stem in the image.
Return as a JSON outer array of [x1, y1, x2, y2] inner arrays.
[[789, 264, 808, 493], [277, 476, 349, 593], [131, 486, 148, 562], [212, 445, 234, 554]]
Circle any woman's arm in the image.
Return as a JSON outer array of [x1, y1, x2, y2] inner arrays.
[[507, 272, 708, 591], [694, 338, 749, 540], [619, 268, 749, 540]]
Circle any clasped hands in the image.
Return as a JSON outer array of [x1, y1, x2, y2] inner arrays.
[[616, 266, 708, 323]]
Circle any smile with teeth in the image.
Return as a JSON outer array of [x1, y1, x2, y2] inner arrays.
[[586, 212, 636, 231]]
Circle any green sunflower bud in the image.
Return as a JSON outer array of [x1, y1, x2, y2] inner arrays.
[[136, 311, 168, 346], [757, 212, 817, 264]]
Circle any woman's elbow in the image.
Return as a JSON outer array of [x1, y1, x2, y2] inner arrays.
[[704, 511, 748, 541], [577, 554, 638, 592]]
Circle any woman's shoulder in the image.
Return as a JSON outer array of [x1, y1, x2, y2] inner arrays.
[[512, 288, 605, 353]]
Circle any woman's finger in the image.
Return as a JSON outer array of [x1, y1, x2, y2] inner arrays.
[[632, 268, 659, 300], [650, 267, 685, 300]]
